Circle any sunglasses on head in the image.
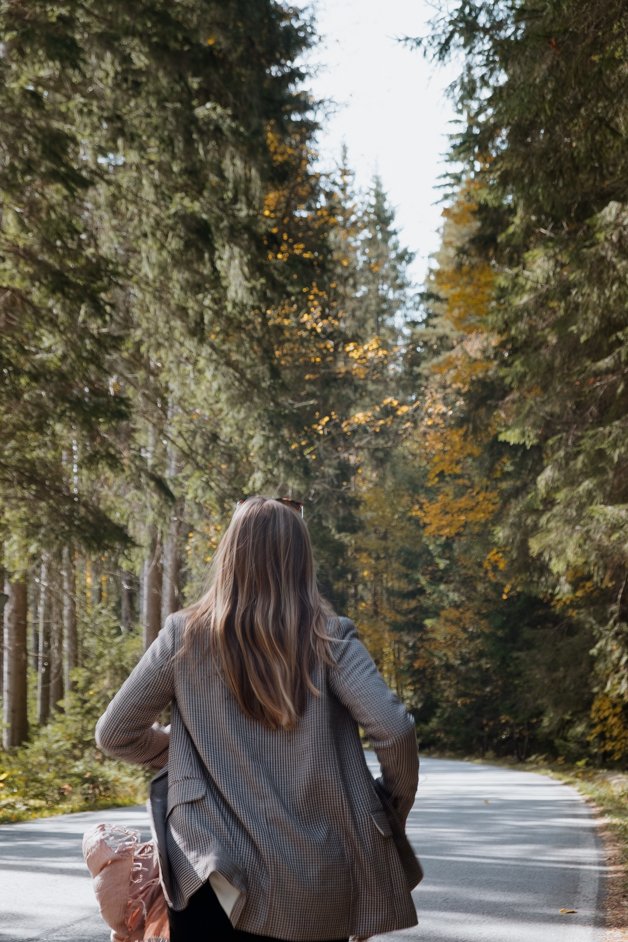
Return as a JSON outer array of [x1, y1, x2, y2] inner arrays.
[[236, 496, 304, 517]]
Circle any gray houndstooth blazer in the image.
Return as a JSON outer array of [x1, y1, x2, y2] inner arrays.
[[96, 613, 420, 940]]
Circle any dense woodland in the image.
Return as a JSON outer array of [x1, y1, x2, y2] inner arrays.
[[0, 0, 626, 816]]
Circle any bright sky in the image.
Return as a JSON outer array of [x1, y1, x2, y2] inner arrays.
[[291, 0, 459, 285]]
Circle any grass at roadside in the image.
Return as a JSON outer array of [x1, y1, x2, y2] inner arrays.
[[0, 723, 151, 825], [0, 763, 150, 825], [532, 763, 627, 934], [0, 791, 148, 825]]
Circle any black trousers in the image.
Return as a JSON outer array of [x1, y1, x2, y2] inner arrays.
[[168, 880, 348, 942]]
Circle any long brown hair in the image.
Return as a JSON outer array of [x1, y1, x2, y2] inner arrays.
[[184, 497, 337, 730]]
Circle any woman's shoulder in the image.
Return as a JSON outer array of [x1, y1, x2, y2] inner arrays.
[[165, 607, 212, 662], [160, 609, 188, 637], [160, 609, 191, 651], [165, 608, 188, 630], [327, 614, 358, 642]]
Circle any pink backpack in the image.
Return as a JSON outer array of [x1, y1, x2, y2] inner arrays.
[[83, 823, 169, 942]]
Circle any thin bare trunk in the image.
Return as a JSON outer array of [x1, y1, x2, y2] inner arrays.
[[0, 564, 4, 702], [76, 552, 88, 667], [2, 574, 28, 749], [161, 508, 182, 621], [143, 530, 162, 650], [120, 569, 136, 632], [142, 418, 163, 648], [162, 425, 182, 620], [62, 547, 77, 691], [49, 569, 64, 712], [91, 557, 103, 608], [30, 576, 39, 672], [37, 556, 51, 726]]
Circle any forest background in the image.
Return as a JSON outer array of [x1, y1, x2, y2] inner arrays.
[[0, 0, 626, 820]]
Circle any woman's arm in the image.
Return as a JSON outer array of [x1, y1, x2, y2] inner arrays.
[[95, 615, 178, 769], [329, 617, 418, 821]]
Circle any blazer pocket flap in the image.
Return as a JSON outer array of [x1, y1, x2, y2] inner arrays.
[[369, 809, 393, 838], [167, 777, 207, 811]]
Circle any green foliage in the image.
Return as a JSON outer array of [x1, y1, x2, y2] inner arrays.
[[404, 0, 628, 763], [3, 0, 625, 791], [0, 4, 131, 548], [0, 614, 147, 822], [0, 0, 426, 789]]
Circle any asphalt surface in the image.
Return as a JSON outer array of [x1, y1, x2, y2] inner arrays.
[[0, 756, 608, 942]]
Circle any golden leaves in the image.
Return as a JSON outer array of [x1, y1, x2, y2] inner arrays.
[[483, 548, 508, 579], [341, 397, 416, 435], [414, 486, 500, 538], [423, 425, 482, 484], [589, 695, 628, 762], [418, 604, 490, 666], [434, 260, 494, 333]]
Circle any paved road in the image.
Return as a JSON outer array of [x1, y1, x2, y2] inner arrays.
[[367, 757, 607, 942], [0, 757, 607, 942]]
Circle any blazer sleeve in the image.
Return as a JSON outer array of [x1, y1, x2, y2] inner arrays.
[[328, 617, 418, 821], [95, 614, 178, 769]]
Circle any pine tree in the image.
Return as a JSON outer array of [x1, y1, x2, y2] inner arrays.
[[0, 5, 131, 549], [412, 0, 628, 760]]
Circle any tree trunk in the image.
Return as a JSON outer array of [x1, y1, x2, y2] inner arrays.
[[49, 569, 64, 712], [162, 507, 182, 621], [142, 417, 164, 648], [143, 530, 162, 650], [162, 425, 182, 621], [62, 546, 77, 692], [30, 575, 39, 672], [0, 564, 4, 702], [120, 569, 136, 632], [91, 557, 103, 608], [2, 574, 28, 749], [37, 556, 51, 726]]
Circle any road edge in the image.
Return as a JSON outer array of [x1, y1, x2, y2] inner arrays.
[[421, 752, 627, 941]]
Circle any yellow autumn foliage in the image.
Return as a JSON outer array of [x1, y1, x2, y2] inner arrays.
[[415, 186, 504, 548], [423, 425, 482, 483], [415, 486, 500, 538], [430, 348, 494, 389], [417, 604, 489, 669], [483, 547, 508, 579], [589, 694, 628, 761], [434, 261, 494, 332]]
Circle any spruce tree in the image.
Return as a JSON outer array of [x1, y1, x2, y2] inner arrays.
[[413, 0, 628, 759]]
